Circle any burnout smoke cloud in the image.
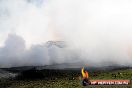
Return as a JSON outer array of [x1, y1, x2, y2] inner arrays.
[[0, 0, 132, 67]]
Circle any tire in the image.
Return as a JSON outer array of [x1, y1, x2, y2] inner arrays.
[[81, 78, 91, 86]]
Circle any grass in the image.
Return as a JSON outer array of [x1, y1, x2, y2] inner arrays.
[[1, 68, 132, 88]]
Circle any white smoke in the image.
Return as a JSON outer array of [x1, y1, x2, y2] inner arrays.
[[0, 0, 132, 67]]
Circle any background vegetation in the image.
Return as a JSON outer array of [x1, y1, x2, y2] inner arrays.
[[1, 68, 132, 88]]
